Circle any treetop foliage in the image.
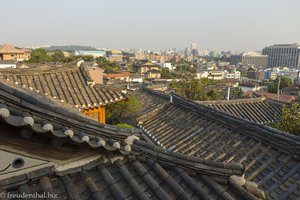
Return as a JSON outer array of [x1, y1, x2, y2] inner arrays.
[[169, 78, 221, 101], [267, 77, 292, 93], [271, 103, 300, 136], [106, 96, 140, 124]]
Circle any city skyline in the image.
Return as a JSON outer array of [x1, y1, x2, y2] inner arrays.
[[1, 0, 300, 51]]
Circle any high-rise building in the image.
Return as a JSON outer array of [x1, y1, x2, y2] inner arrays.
[[242, 52, 268, 67], [230, 52, 268, 67], [191, 43, 197, 50], [262, 44, 300, 67]]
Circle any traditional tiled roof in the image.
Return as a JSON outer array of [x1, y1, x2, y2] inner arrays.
[[0, 60, 126, 109], [146, 69, 161, 74], [0, 81, 262, 199], [142, 61, 160, 67], [1, 141, 253, 200], [132, 87, 300, 200], [197, 97, 282, 124], [0, 80, 140, 151], [244, 91, 296, 103], [0, 44, 25, 54]]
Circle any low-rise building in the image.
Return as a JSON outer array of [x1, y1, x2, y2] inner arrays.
[[247, 70, 265, 80], [197, 69, 224, 80], [160, 62, 175, 71], [74, 50, 106, 58], [129, 74, 144, 83], [0, 44, 31, 62], [224, 69, 241, 79], [0, 60, 16, 68], [87, 67, 104, 84], [146, 69, 161, 79], [107, 50, 123, 62], [104, 72, 130, 82], [244, 91, 296, 103], [133, 61, 161, 75]]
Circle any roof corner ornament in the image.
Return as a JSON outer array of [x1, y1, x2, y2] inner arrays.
[[77, 59, 84, 67], [87, 81, 95, 87]]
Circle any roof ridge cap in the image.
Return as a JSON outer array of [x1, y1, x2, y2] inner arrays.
[[171, 92, 300, 155], [133, 140, 244, 176]]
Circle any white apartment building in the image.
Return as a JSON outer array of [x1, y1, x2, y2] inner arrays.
[[197, 70, 224, 80]]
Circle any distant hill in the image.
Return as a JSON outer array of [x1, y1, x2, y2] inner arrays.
[[46, 45, 97, 51]]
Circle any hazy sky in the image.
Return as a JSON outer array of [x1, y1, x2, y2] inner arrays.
[[1, 0, 300, 51]]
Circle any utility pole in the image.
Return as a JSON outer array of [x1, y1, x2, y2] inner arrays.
[[277, 76, 281, 101], [227, 86, 230, 100]]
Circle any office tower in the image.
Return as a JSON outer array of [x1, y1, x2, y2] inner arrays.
[[262, 44, 300, 67]]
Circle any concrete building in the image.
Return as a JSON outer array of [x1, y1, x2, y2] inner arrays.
[[197, 70, 224, 80], [264, 70, 278, 80], [74, 50, 106, 58], [160, 62, 175, 71], [262, 44, 300, 67], [242, 52, 268, 67], [107, 50, 123, 62], [247, 70, 265, 80], [224, 69, 241, 79], [230, 52, 267, 67]]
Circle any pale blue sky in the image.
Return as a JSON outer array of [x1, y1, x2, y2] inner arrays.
[[1, 0, 299, 51]]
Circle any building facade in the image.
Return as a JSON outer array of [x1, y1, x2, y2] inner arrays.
[[197, 70, 224, 80], [0, 44, 31, 62], [74, 50, 106, 58], [133, 62, 161, 75], [262, 44, 300, 67], [242, 52, 268, 67], [230, 52, 267, 67]]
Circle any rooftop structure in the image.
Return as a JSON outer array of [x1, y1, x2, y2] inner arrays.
[[74, 50, 106, 58], [197, 97, 282, 124], [128, 87, 300, 199], [0, 44, 31, 62], [262, 44, 300, 67], [0, 60, 125, 123], [0, 80, 263, 200]]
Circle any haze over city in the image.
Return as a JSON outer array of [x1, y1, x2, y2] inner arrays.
[[2, 0, 300, 51]]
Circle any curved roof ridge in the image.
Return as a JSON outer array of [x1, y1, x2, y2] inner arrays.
[[0, 60, 81, 75], [197, 97, 265, 105], [133, 140, 245, 177], [0, 80, 140, 141], [171, 92, 300, 155], [141, 86, 300, 156]]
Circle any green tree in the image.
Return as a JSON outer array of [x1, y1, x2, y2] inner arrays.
[[268, 77, 292, 93], [51, 50, 65, 62], [169, 78, 221, 101], [27, 48, 52, 63], [271, 103, 300, 135], [231, 87, 244, 98], [95, 57, 120, 73], [161, 68, 173, 79], [106, 97, 141, 124]]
